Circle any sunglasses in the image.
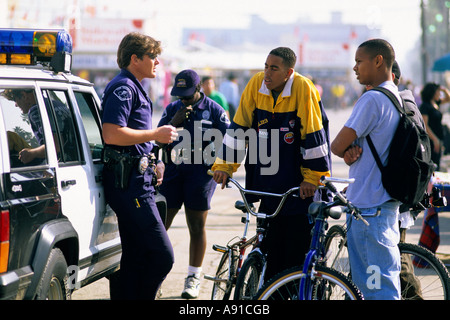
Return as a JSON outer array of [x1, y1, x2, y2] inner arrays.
[[145, 52, 157, 60]]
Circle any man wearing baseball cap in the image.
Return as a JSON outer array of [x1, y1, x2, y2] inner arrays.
[[158, 69, 230, 299]]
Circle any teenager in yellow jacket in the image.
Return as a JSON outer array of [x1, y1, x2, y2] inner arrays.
[[212, 47, 331, 280]]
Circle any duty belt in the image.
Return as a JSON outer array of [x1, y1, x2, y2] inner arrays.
[[102, 147, 158, 189]]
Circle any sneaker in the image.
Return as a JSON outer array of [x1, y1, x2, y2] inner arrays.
[[181, 275, 200, 299]]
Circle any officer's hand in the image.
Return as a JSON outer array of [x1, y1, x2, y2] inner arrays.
[[155, 125, 178, 144], [170, 106, 193, 127], [213, 170, 230, 189], [155, 161, 165, 186], [299, 181, 316, 199]]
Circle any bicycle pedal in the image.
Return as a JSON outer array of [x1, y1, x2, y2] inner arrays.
[[204, 274, 227, 282]]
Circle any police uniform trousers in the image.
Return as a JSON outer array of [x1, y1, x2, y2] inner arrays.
[[103, 168, 174, 299]]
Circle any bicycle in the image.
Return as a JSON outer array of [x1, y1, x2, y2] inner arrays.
[[203, 199, 259, 300], [324, 214, 450, 300], [204, 170, 299, 300], [254, 176, 366, 300]]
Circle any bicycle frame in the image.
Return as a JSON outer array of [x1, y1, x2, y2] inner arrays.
[[206, 170, 301, 294], [299, 200, 340, 300], [298, 176, 367, 300], [208, 171, 364, 300]]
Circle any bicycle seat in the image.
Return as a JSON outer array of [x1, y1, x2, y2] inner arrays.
[[235, 200, 256, 213], [308, 201, 342, 220]]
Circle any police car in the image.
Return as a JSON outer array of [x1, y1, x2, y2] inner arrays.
[[0, 28, 125, 299]]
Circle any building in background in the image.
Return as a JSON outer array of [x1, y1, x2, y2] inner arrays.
[[181, 13, 379, 108], [5, 0, 433, 110]]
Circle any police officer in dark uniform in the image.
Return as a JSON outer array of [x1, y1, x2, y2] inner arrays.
[[158, 69, 230, 299], [101, 32, 178, 299]]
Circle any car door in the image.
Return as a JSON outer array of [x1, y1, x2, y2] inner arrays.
[[37, 82, 120, 282]]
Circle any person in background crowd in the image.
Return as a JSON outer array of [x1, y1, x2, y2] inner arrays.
[[419, 83, 450, 171], [219, 73, 240, 121], [201, 75, 230, 119]]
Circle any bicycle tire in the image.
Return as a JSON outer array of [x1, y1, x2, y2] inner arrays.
[[254, 265, 363, 300], [399, 242, 450, 300], [324, 227, 450, 300], [211, 248, 238, 300], [234, 251, 265, 300], [324, 225, 350, 274]]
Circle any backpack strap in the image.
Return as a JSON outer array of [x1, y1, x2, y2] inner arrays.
[[366, 87, 405, 172], [366, 135, 384, 171], [371, 86, 405, 115]]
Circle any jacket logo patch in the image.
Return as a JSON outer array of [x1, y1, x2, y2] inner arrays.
[[258, 118, 268, 127], [113, 86, 132, 101], [220, 112, 230, 124], [202, 110, 211, 119], [284, 132, 294, 144], [176, 79, 187, 88]]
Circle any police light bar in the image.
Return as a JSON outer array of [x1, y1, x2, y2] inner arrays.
[[0, 29, 73, 73]]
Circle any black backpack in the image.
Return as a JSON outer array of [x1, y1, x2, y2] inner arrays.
[[366, 87, 434, 207]]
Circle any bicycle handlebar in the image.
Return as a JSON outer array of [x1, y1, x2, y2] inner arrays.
[[320, 176, 369, 226], [208, 170, 368, 225], [207, 169, 299, 219]]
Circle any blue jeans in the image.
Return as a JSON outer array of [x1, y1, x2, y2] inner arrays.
[[347, 200, 401, 300]]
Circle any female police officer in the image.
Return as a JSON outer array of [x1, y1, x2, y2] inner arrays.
[[101, 32, 178, 299]]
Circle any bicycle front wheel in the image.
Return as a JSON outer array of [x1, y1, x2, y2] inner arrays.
[[324, 224, 349, 273], [234, 251, 265, 300], [254, 265, 363, 300], [211, 248, 238, 300]]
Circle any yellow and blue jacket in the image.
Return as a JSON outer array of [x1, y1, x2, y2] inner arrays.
[[212, 71, 331, 195]]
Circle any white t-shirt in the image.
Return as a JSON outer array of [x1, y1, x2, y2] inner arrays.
[[344, 81, 401, 208]]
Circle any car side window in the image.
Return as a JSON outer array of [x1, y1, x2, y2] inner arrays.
[[42, 90, 81, 165], [0, 88, 48, 169], [74, 91, 104, 162]]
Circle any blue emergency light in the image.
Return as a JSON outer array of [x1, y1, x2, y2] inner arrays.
[[0, 29, 73, 73]]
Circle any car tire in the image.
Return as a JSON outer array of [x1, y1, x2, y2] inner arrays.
[[35, 248, 71, 300]]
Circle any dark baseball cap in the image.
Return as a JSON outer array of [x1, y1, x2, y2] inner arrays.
[[170, 69, 200, 97]]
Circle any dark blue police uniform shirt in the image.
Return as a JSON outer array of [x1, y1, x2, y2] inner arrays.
[[101, 69, 156, 196], [102, 69, 154, 156]]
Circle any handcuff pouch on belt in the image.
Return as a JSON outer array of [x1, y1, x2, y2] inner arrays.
[[103, 147, 158, 189]]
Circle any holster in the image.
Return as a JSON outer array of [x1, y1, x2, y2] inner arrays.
[[103, 147, 135, 189]]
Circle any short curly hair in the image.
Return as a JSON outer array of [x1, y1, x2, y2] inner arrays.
[[269, 47, 297, 69], [117, 32, 162, 69]]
